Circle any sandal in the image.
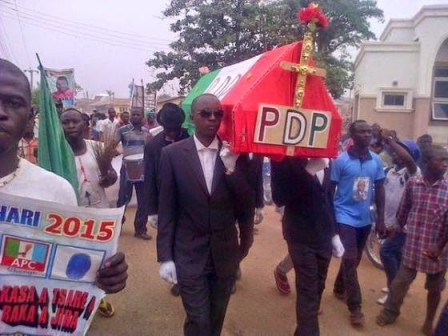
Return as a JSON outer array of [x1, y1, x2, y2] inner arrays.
[[98, 299, 115, 318]]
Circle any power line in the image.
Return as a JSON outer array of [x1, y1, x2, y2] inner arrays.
[[0, 0, 174, 45], [1, 13, 171, 53], [0, 15, 14, 60], [0, 6, 172, 48], [13, 0, 31, 66], [0, 10, 172, 51]]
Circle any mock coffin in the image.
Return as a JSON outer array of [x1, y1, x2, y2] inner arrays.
[[181, 7, 342, 159]]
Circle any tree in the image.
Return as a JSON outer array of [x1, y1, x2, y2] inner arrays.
[[147, 0, 383, 98]]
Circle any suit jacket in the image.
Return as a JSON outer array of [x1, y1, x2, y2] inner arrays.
[[271, 157, 335, 252], [157, 137, 254, 279], [143, 128, 190, 215], [247, 154, 264, 209]]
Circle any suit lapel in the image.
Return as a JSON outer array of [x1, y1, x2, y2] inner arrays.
[[183, 137, 209, 196]]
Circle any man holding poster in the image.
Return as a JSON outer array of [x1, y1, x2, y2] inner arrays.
[[0, 58, 128, 334]]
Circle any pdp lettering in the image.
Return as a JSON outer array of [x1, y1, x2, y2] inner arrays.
[[254, 104, 331, 149]]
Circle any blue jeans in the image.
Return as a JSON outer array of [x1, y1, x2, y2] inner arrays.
[[380, 232, 406, 288], [434, 301, 448, 336]]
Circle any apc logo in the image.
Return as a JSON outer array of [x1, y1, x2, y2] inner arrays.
[[0, 236, 50, 273]]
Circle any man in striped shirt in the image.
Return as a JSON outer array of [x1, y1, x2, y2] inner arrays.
[[377, 145, 448, 335]]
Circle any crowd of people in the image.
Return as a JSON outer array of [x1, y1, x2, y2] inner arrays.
[[2, 57, 448, 336]]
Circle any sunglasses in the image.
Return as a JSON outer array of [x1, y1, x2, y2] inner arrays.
[[197, 109, 224, 119]]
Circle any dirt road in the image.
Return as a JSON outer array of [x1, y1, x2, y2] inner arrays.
[[87, 205, 447, 336]]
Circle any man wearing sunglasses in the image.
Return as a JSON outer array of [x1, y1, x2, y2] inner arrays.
[[157, 93, 254, 336]]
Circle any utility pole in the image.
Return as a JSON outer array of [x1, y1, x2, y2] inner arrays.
[[24, 68, 39, 89]]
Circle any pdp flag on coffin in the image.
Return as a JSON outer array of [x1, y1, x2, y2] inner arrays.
[[181, 41, 342, 159]]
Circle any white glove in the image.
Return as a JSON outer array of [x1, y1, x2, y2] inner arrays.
[[159, 261, 177, 284], [332, 235, 345, 258], [148, 215, 158, 225], [305, 158, 329, 176], [219, 141, 240, 172], [254, 208, 264, 225]]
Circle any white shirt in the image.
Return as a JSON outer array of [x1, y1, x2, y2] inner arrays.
[[1, 159, 77, 205], [75, 140, 110, 208], [98, 118, 119, 134], [384, 165, 420, 227], [193, 135, 219, 194]]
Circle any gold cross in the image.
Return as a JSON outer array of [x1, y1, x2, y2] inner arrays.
[[280, 33, 326, 109], [280, 32, 327, 156]]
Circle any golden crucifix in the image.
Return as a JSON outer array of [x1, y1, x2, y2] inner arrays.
[[280, 32, 327, 155], [281, 32, 327, 108]]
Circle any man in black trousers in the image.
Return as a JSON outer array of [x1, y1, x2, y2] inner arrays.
[[157, 93, 254, 336], [271, 157, 344, 336]]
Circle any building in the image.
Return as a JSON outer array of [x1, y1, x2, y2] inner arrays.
[[89, 96, 130, 115], [354, 5, 448, 143], [156, 96, 185, 111]]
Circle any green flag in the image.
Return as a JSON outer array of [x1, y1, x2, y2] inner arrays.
[[37, 56, 79, 200], [180, 70, 219, 135]]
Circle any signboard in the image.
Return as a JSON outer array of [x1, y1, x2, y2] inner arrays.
[[0, 193, 124, 336], [254, 104, 331, 149]]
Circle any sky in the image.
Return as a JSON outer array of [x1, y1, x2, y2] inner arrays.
[[1, 0, 447, 98]]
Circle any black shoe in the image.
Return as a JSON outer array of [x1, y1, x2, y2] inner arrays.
[[134, 232, 152, 240], [170, 284, 180, 297]]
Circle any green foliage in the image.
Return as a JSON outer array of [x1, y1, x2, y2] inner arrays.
[[147, 0, 383, 98]]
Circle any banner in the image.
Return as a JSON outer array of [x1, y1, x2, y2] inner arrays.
[[44, 68, 75, 108], [130, 81, 144, 109], [38, 59, 79, 198], [0, 193, 124, 335]]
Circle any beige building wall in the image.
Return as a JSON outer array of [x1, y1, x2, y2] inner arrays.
[[358, 97, 416, 139]]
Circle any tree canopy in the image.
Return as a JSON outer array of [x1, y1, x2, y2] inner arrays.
[[147, 0, 383, 98]]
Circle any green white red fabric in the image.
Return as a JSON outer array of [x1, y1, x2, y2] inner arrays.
[[181, 41, 342, 158]]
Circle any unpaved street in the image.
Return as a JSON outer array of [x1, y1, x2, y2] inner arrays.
[[87, 205, 448, 336]]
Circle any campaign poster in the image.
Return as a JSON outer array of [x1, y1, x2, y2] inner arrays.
[[45, 68, 76, 108], [0, 193, 124, 336]]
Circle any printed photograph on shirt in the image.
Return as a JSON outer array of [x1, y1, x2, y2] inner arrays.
[[352, 177, 370, 201]]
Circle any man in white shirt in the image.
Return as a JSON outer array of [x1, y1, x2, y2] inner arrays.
[[99, 107, 119, 141], [0, 58, 128, 295], [157, 94, 254, 336], [377, 130, 420, 305]]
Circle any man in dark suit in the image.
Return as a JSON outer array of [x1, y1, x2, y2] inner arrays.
[[271, 157, 344, 336], [144, 102, 190, 296], [143, 102, 190, 225], [157, 93, 254, 336]]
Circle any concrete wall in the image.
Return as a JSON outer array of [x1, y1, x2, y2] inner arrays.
[[415, 13, 448, 95], [358, 97, 418, 140], [383, 26, 415, 43], [355, 48, 419, 94]]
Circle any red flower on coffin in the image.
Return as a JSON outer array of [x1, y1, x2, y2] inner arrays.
[[297, 3, 329, 29]]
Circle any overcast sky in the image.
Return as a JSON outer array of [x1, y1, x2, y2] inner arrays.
[[1, 0, 447, 98]]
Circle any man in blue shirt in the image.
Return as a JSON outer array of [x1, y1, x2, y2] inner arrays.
[[331, 120, 386, 326]]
